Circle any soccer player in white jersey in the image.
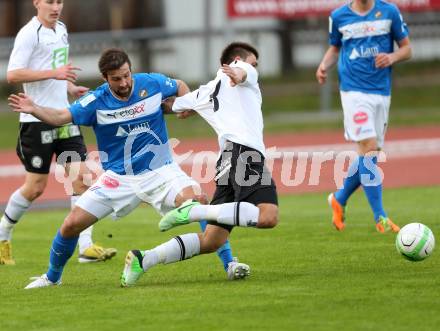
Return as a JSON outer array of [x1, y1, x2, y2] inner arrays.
[[119, 42, 279, 286], [0, 0, 116, 265], [9, 48, 249, 288], [316, 0, 412, 233]]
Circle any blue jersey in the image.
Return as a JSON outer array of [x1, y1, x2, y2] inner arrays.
[[69, 73, 178, 175], [329, 0, 409, 95]]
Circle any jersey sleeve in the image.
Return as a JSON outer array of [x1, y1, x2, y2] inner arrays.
[[149, 73, 178, 99], [328, 14, 342, 47], [390, 5, 409, 42], [230, 60, 258, 85], [172, 90, 198, 113], [68, 92, 97, 126], [7, 28, 38, 71]]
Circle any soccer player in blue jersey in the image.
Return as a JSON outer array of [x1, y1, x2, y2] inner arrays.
[[9, 48, 248, 288], [316, 0, 412, 233]]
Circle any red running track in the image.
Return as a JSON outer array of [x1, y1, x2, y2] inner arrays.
[[0, 126, 439, 206]]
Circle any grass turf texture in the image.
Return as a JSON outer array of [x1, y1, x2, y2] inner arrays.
[[1, 186, 439, 331]]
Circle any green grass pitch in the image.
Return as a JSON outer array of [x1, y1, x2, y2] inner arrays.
[[1, 186, 439, 331]]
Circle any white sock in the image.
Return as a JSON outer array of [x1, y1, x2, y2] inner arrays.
[[4, 189, 31, 222], [0, 216, 15, 241], [72, 195, 94, 253], [0, 189, 32, 240], [217, 202, 260, 227], [78, 225, 93, 254], [188, 204, 222, 221], [142, 233, 200, 270]]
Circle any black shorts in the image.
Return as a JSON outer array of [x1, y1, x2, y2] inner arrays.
[[209, 141, 278, 232], [16, 122, 87, 174]]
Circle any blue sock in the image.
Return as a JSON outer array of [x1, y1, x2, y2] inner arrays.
[[334, 157, 361, 206], [46, 230, 78, 283], [199, 220, 233, 271], [359, 156, 387, 222]]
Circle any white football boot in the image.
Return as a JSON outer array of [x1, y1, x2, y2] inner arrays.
[[227, 257, 250, 280], [24, 274, 61, 289]]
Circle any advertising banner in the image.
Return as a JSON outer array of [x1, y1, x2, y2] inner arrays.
[[227, 0, 440, 18]]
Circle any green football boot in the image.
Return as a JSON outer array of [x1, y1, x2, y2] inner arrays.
[[120, 250, 145, 287], [159, 199, 201, 232]]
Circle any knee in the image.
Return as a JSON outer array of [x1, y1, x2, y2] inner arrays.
[[25, 183, 46, 200], [359, 139, 378, 155], [60, 213, 82, 237], [258, 208, 279, 228], [200, 235, 226, 254]]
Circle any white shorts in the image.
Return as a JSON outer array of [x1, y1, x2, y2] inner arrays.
[[340, 91, 390, 148], [76, 163, 199, 219]]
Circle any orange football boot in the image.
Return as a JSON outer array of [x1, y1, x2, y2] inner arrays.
[[328, 193, 345, 231], [376, 216, 400, 233]]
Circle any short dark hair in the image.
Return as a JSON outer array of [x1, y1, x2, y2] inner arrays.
[[98, 48, 131, 77], [220, 42, 259, 65]]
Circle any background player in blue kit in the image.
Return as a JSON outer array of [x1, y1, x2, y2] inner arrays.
[[316, 0, 412, 233], [9, 48, 248, 288]]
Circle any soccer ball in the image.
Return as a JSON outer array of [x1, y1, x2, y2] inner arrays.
[[395, 223, 435, 261]]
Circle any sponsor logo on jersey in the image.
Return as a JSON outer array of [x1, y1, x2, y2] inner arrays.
[[101, 176, 120, 189], [52, 47, 68, 69], [107, 103, 145, 119], [349, 46, 379, 60], [353, 111, 369, 124], [116, 122, 151, 137], [339, 19, 391, 40], [96, 93, 162, 125]]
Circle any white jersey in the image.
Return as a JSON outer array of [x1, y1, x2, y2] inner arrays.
[[7, 17, 70, 123], [173, 60, 265, 156]]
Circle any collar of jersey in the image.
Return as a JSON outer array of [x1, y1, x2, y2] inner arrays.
[[348, 0, 377, 17]]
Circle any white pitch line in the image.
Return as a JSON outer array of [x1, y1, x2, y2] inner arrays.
[[0, 138, 439, 178]]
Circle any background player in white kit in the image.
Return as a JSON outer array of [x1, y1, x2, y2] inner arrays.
[[120, 42, 279, 287], [316, 0, 412, 233], [0, 0, 116, 265]]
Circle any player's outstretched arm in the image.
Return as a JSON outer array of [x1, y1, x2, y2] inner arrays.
[[8, 93, 72, 126], [316, 46, 340, 85], [162, 96, 195, 119]]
